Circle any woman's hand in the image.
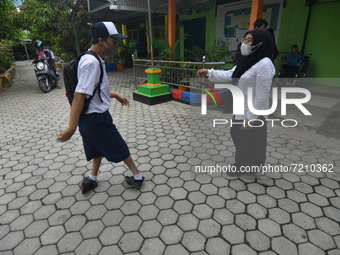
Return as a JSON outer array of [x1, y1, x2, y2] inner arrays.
[[241, 118, 251, 130], [115, 94, 130, 106], [197, 69, 208, 78]]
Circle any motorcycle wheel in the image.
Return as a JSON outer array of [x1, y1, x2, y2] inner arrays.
[[38, 78, 52, 93]]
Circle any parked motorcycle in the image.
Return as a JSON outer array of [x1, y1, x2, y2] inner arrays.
[[34, 57, 57, 93]]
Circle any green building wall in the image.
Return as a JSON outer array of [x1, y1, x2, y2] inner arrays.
[[126, 0, 339, 80], [277, 0, 340, 79], [304, 0, 340, 78], [179, 3, 217, 61], [176, 0, 339, 80]]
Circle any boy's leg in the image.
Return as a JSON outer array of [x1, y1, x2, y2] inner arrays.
[[123, 156, 144, 188], [123, 156, 139, 175], [91, 157, 102, 177], [80, 157, 102, 194]]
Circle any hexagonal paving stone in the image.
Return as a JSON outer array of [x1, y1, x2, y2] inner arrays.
[[235, 214, 257, 231], [155, 196, 174, 210], [13, 237, 41, 255], [193, 204, 213, 219], [272, 236, 298, 255], [140, 237, 166, 255], [188, 191, 207, 204], [212, 208, 234, 225], [247, 203, 267, 220], [120, 200, 142, 215], [120, 215, 143, 232], [298, 243, 325, 255], [0, 231, 25, 251], [226, 199, 245, 214], [137, 192, 157, 205], [237, 191, 256, 204], [315, 185, 336, 198], [104, 196, 125, 210], [24, 219, 49, 238], [182, 231, 206, 252], [246, 230, 270, 252], [221, 224, 245, 244], [9, 214, 34, 231], [282, 224, 308, 244], [48, 209, 71, 226], [307, 193, 329, 207], [315, 217, 340, 236], [160, 225, 184, 245], [169, 187, 188, 200], [157, 209, 179, 225], [308, 229, 336, 250], [287, 190, 308, 203], [139, 219, 162, 238], [300, 202, 323, 217], [206, 237, 231, 255], [206, 195, 225, 209], [20, 200, 42, 214], [278, 198, 300, 213], [118, 231, 143, 253], [81, 220, 105, 239], [258, 218, 281, 237], [152, 184, 171, 196], [198, 219, 221, 237], [33, 205, 56, 220], [266, 186, 286, 199], [323, 206, 340, 222], [98, 245, 123, 255], [178, 214, 200, 231], [138, 204, 160, 221], [294, 182, 314, 194], [173, 200, 193, 214], [99, 226, 123, 245], [89, 192, 109, 205], [257, 195, 277, 209], [164, 244, 190, 255], [75, 238, 102, 255], [65, 215, 87, 232], [231, 244, 257, 255], [41, 225, 66, 245], [57, 232, 82, 253], [269, 208, 291, 224], [292, 212, 316, 230]]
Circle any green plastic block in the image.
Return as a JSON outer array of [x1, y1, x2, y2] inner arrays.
[[138, 84, 170, 96]]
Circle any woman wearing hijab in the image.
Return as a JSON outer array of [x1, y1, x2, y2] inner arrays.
[[197, 29, 275, 174]]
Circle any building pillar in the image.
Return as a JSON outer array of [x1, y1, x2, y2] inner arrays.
[[249, 0, 264, 30], [121, 24, 127, 47], [168, 0, 176, 47]]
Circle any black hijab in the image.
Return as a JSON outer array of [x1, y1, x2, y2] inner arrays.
[[232, 29, 274, 78]]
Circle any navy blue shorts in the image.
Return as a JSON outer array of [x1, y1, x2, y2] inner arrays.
[[78, 111, 130, 162]]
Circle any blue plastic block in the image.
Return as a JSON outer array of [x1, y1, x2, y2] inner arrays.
[[182, 91, 191, 102]]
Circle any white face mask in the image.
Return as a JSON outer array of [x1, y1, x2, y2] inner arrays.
[[240, 43, 252, 56], [240, 42, 263, 56]]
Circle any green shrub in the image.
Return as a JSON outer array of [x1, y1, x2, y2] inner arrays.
[[0, 40, 14, 73]]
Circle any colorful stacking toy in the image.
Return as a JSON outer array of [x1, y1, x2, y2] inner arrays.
[[133, 68, 172, 105]]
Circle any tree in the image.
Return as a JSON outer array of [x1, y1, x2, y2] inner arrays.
[[18, 0, 92, 61], [0, 0, 21, 40]]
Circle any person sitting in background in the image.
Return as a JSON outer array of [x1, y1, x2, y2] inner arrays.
[[254, 19, 268, 29], [280, 44, 305, 77]]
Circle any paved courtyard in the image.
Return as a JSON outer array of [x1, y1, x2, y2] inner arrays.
[[0, 60, 339, 255]]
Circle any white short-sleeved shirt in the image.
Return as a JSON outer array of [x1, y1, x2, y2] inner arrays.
[[75, 54, 111, 114], [208, 57, 275, 120]]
